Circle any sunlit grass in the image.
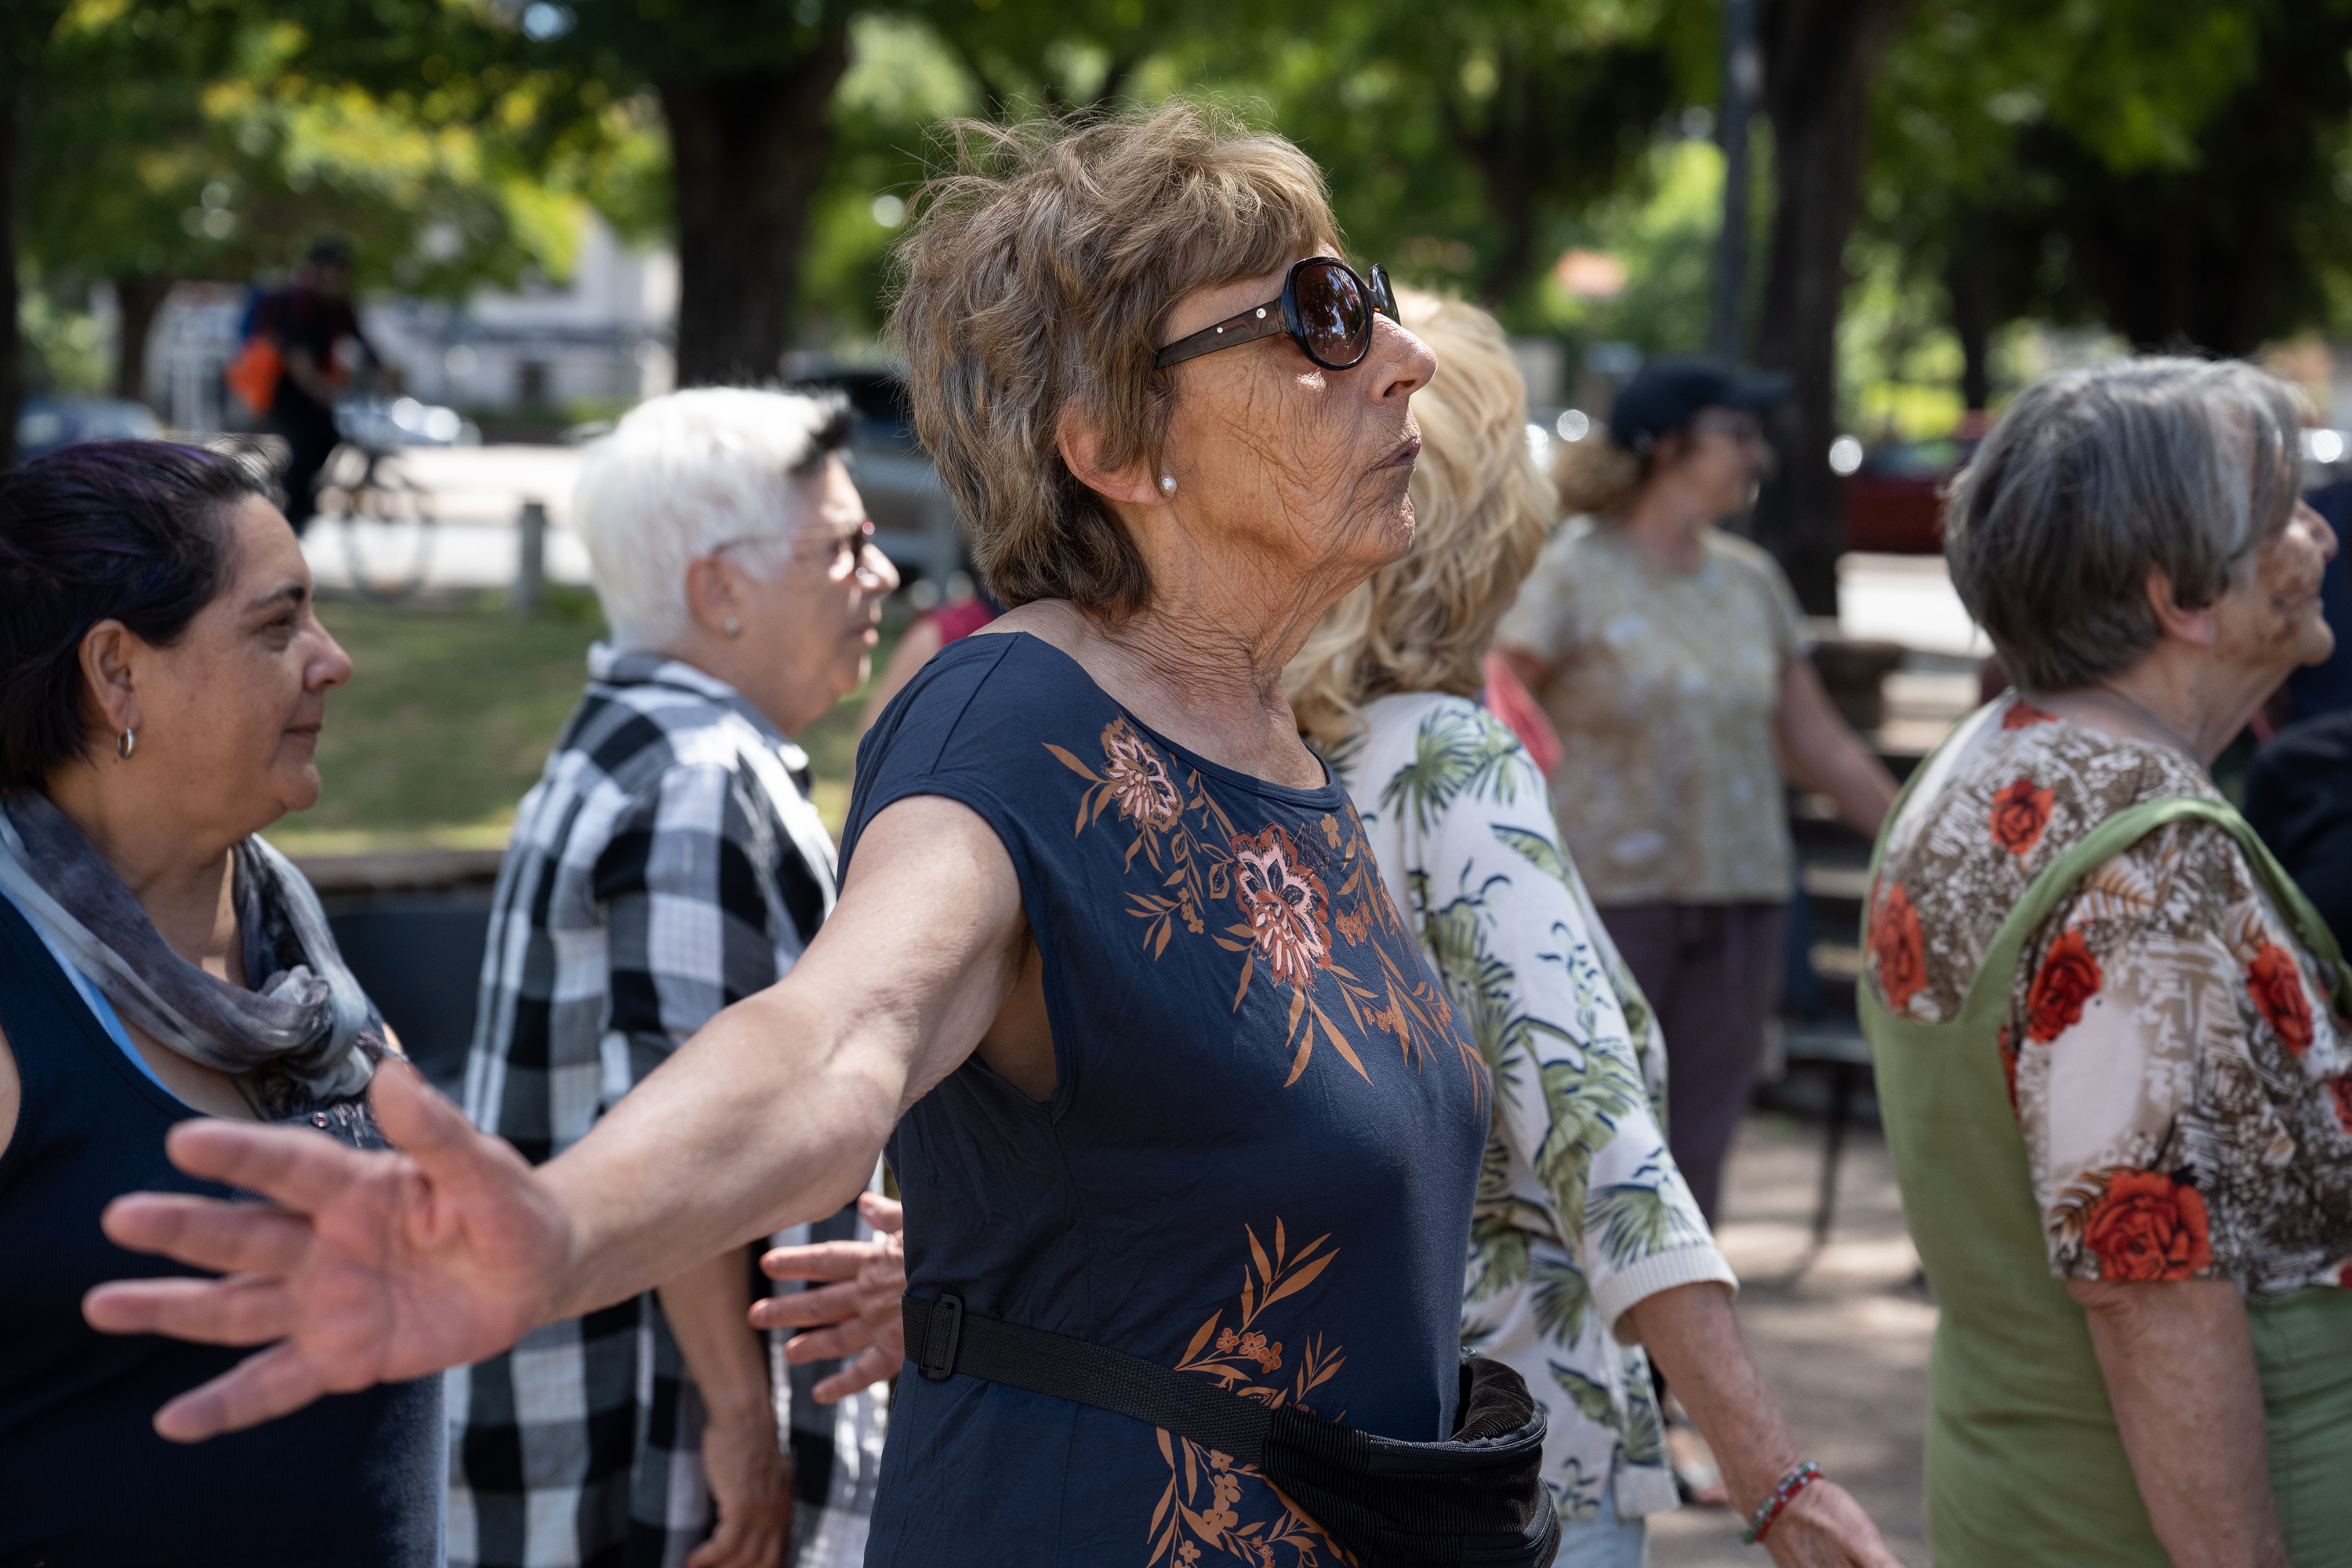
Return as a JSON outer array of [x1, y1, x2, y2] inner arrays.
[[268, 592, 894, 856]]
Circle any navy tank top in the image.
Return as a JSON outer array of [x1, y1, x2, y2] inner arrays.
[[845, 633, 1488, 1566], [0, 889, 442, 1565]]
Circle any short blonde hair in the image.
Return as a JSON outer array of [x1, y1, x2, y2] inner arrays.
[[1285, 292, 1552, 747], [891, 103, 1337, 622], [572, 387, 850, 652]]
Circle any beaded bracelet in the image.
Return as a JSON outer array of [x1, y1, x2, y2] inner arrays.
[[1740, 1460, 1823, 1545]]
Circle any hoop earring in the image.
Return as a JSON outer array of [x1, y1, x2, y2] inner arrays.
[[117, 728, 136, 760], [1158, 474, 1176, 495]]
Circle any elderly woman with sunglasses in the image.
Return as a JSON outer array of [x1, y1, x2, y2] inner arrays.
[[92, 107, 1569, 1565]]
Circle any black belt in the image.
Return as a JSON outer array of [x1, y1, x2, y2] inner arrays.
[[902, 1293, 1559, 1568]]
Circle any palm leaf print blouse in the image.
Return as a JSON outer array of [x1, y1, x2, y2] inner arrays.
[[1324, 691, 1735, 1525], [844, 635, 1490, 1567]]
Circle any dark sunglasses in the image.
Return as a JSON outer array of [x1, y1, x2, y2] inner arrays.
[[1154, 257, 1400, 372]]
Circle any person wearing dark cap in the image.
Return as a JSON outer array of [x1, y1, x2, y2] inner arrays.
[[248, 239, 379, 535], [1495, 357, 1896, 1233]]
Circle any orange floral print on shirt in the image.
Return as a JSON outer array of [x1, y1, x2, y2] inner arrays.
[[1102, 720, 1186, 829], [1869, 881, 1927, 1011], [1150, 1220, 1353, 1568], [1048, 717, 1480, 1104], [1232, 826, 1332, 988], [2079, 1168, 2214, 1280], [2002, 700, 2059, 729], [2330, 1074, 2352, 1139], [2026, 929, 2102, 1043], [2246, 944, 2315, 1055], [1989, 778, 2055, 856]]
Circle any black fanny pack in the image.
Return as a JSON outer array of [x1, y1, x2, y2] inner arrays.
[[903, 1294, 1559, 1567]]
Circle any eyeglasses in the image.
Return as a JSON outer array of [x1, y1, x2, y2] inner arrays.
[[710, 517, 884, 580], [1154, 257, 1400, 372]]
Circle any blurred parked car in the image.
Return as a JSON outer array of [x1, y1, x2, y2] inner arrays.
[[786, 360, 966, 588], [15, 394, 162, 461], [334, 394, 479, 448], [1841, 434, 1978, 554]]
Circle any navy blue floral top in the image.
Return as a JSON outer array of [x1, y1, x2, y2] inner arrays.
[[844, 632, 1489, 1566]]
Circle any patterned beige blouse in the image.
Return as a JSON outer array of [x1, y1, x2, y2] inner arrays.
[[1494, 521, 1809, 905], [1866, 697, 2352, 1295]]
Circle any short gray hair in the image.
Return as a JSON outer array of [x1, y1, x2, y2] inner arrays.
[[1944, 356, 2304, 691], [572, 387, 852, 652]]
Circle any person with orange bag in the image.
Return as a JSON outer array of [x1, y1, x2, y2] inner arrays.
[[237, 239, 378, 535]]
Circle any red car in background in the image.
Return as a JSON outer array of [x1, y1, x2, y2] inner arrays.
[[1840, 432, 1980, 554]]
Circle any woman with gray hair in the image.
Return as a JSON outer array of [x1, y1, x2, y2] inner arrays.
[[447, 387, 898, 1568], [93, 104, 1578, 1565], [1860, 356, 2351, 1565]]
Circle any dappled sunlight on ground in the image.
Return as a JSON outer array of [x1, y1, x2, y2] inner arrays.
[[1650, 1113, 1933, 1567]]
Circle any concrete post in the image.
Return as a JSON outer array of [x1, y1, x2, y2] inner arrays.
[[514, 499, 546, 616]]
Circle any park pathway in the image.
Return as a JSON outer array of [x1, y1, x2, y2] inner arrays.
[[1650, 1115, 1934, 1567]]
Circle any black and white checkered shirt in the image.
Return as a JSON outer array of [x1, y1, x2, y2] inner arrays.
[[448, 646, 886, 1568]]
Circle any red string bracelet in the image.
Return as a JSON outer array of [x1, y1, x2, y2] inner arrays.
[[1740, 1460, 1823, 1545]]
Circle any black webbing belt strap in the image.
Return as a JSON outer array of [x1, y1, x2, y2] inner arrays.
[[902, 1291, 1561, 1568], [904, 1292, 1272, 1464]]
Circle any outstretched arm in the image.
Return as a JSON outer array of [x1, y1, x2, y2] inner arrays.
[[83, 794, 1025, 1440], [1774, 657, 1897, 837]]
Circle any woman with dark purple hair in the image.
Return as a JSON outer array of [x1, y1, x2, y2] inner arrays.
[[0, 441, 441, 1563]]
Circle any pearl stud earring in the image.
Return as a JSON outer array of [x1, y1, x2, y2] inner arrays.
[[1159, 474, 1176, 495], [724, 616, 742, 638]]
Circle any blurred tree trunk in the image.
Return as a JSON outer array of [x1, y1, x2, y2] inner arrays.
[[111, 270, 173, 407], [1, 82, 19, 470], [1947, 208, 1991, 414], [659, 23, 850, 387], [1750, 0, 1909, 615]]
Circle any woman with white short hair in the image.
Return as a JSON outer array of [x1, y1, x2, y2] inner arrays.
[[447, 387, 898, 1568]]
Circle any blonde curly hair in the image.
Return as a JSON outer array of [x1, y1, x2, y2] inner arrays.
[[891, 103, 1337, 622], [1284, 291, 1553, 748]]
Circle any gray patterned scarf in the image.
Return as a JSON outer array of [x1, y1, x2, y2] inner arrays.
[[0, 789, 381, 1108]]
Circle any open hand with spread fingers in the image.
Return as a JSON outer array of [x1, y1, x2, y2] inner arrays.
[[752, 1191, 906, 1403], [82, 1061, 568, 1442]]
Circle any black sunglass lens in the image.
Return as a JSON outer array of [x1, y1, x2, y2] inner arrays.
[[1368, 264, 1398, 321], [1294, 262, 1369, 365]]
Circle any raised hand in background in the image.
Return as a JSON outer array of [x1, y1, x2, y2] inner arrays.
[[752, 1192, 906, 1403]]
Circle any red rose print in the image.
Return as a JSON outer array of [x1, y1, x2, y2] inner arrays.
[[2246, 944, 2315, 1055], [1870, 881, 1927, 1011], [2026, 928, 2101, 1042], [2332, 1074, 2352, 1140], [2083, 1169, 2213, 1280], [2002, 702, 2059, 729], [1989, 778, 2056, 856]]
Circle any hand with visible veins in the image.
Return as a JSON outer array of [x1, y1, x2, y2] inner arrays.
[[82, 1062, 568, 1442], [752, 1192, 906, 1403]]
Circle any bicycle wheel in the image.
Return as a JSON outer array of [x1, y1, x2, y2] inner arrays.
[[332, 447, 440, 602]]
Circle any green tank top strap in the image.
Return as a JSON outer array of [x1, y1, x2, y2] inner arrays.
[[1862, 733, 2352, 1567], [1958, 795, 2350, 1033]]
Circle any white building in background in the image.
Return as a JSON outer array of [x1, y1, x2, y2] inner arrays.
[[143, 214, 677, 431]]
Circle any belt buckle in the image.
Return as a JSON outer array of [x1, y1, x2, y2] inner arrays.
[[918, 1293, 964, 1381]]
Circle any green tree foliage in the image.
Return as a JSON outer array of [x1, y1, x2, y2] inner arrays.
[[1867, 0, 2352, 386], [16, 0, 659, 402], [1210, 0, 1709, 318]]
